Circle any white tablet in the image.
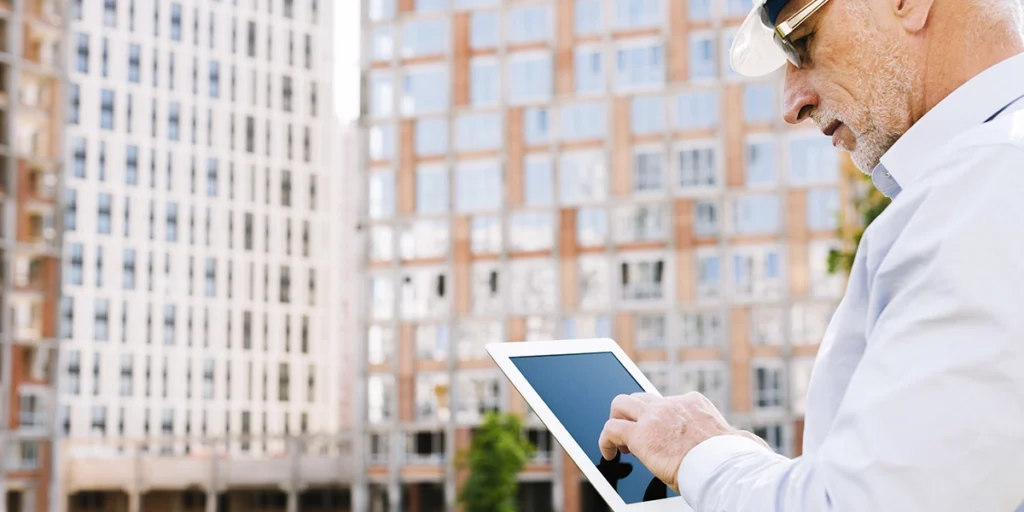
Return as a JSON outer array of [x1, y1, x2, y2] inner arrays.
[[487, 338, 695, 512]]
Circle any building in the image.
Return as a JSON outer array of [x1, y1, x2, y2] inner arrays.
[[0, 0, 65, 510], [357, 0, 856, 510], [58, 0, 347, 510]]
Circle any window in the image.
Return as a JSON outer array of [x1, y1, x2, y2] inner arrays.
[[576, 0, 603, 34], [751, 306, 786, 346], [123, 249, 136, 290], [731, 247, 784, 299], [615, 0, 661, 29], [690, 0, 712, 20], [416, 165, 449, 214], [636, 314, 666, 349], [633, 149, 664, 192], [168, 102, 180, 140], [680, 311, 724, 347], [470, 59, 500, 106], [675, 90, 719, 129], [415, 118, 448, 156], [19, 390, 45, 429], [689, 34, 717, 79], [471, 217, 502, 254], [171, 3, 182, 41], [102, 38, 110, 77], [369, 73, 393, 118], [371, 26, 394, 61], [281, 76, 294, 112], [166, 202, 178, 242], [207, 159, 219, 197], [304, 34, 312, 69], [120, 355, 133, 397], [310, 82, 319, 117], [616, 43, 665, 90], [97, 193, 112, 234], [68, 244, 84, 286], [455, 162, 501, 212], [163, 305, 176, 345], [524, 156, 554, 206], [101, 89, 115, 130], [508, 259, 556, 314], [746, 139, 778, 186], [98, 142, 108, 182], [632, 96, 665, 134], [677, 144, 718, 189], [76, 34, 89, 73], [95, 246, 105, 286], [807, 188, 840, 230], [470, 12, 499, 48], [524, 108, 550, 145], [455, 113, 501, 152], [209, 61, 220, 98], [559, 151, 608, 204], [94, 299, 109, 341], [577, 208, 608, 247], [744, 83, 776, 124], [126, 145, 139, 185], [416, 0, 446, 12], [455, 373, 502, 424], [367, 325, 395, 365], [562, 102, 606, 141], [400, 19, 449, 58], [471, 263, 502, 315], [575, 47, 604, 94], [508, 6, 551, 44], [730, 195, 780, 234], [370, 275, 394, 321], [70, 84, 80, 124], [205, 258, 216, 297], [126, 93, 134, 133], [614, 203, 667, 243], [66, 189, 78, 232], [696, 251, 722, 300], [415, 324, 449, 362], [278, 363, 290, 402], [456, 321, 501, 361], [578, 256, 611, 310], [72, 138, 86, 177], [694, 200, 719, 236], [400, 67, 449, 116], [507, 212, 554, 252], [789, 138, 839, 185], [562, 315, 612, 338], [369, 0, 396, 21], [508, 53, 552, 104], [399, 268, 450, 320], [754, 363, 785, 409]]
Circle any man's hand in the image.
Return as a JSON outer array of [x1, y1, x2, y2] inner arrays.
[[597, 392, 771, 493]]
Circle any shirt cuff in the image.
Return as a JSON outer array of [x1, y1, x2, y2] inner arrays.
[[677, 434, 773, 508]]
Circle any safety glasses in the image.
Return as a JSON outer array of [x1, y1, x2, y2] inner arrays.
[[759, 0, 831, 68]]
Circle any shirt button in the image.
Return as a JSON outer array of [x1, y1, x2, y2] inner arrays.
[[885, 172, 891, 177]]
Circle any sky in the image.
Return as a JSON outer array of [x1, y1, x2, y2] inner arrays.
[[334, 1, 361, 123]]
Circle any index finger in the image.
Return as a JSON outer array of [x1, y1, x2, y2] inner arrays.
[[598, 418, 634, 460], [609, 394, 649, 421]]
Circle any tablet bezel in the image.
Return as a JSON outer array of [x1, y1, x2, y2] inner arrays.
[[486, 338, 694, 512]]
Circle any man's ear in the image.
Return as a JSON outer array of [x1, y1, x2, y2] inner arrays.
[[892, 0, 933, 33]]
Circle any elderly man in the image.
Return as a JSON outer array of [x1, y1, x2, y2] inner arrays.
[[598, 0, 1024, 509]]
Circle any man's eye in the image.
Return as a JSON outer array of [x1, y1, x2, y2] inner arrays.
[[791, 34, 812, 56]]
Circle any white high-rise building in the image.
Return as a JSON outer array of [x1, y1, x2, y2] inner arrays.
[[58, 0, 339, 502]]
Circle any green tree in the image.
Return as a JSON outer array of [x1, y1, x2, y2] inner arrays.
[[827, 167, 892, 274], [457, 411, 536, 512]]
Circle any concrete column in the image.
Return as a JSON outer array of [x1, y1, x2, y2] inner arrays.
[[386, 481, 402, 512], [351, 482, 369, 512], [128, 489, 141, 512], [286, 489, 299, 512], [205, 490, 217, 512]]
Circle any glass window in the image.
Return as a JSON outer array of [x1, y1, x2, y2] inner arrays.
[[371, 27, 394, 61], [401, 67, 449, 116], [369, 73, 393, 117], [399, 220, 450, 260], [508, 6, 551, 44], [675, 90, 719, 129], [470, 12, 499, 48], [123, 249, 137, 290], [470, 59, 500, 106], [731, 195, 780, 234], [694, 200, 719, 236], [415, 324, 449, 362], [508, 53, 552, 104], [575, 47, 604, 94], [170, 3, 182, 41], [677, 145, 718, 188], [209, 61, 220, 98], [524, 108, 550, 145], [400, 19, 449, 59], [370, 226, 394, 262], [76, 33, 89, 73], [128, 44, 141, 83], [633, 149, 664, 192], [754, 364, 785, 409], [726, 0, 750, 16], [689, 34, 716, 80], [620, 258, 665, 301], [807, 188, 840, 230], [744, 83, 776, 124], [751, 306, 786, 346], [367, 326, 395, 365], [415, 0, 446, 13], [455, 162, 501, 212], [577, 208, 608, 247], [731, 247, 784, 299], [168, 101, 180, 140], [696, 252, 722, 300], [101, 89, 115, 130], [68, 243, 84, 286], [367, 375, 395, 424], [97, 193, 112, 234], [721, 31, 740, 79], [578, 256, 611, 310], [416, 165, 449, 214], [562, 102, 606, 141], [615, 0, 661, 29], [368, 172, 396, 219], [72, 138, 87, 178], [631, 96, 665, 134], [509, 259, 556, 314], [415, 118, 448, 156], [559, 151, 608, 204], [614, 203, 667, 243], [576, 0, 603, 35], [370, 275, 394, 321], [471, 216, 502, 254], [690, 0, 712, 20], [789, 138, 839, 185], [746, 139, 778, 186], [400, 268, 450, 320], [508, 212, 554, 252], [455, 372, 502, 424], [616, 43, 665, 90], [524, 156, 554, 206], [471, 262, 502, 315], [70, 84, 80, 124], [369, 0, 396, 21], [369, 125, 396, 161], [455, 113, 501, 151]]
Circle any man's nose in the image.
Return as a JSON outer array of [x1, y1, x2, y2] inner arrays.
[[782, 65, 817, 125]]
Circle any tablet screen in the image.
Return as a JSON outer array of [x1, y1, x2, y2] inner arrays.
[[510, 352, 679, 504]]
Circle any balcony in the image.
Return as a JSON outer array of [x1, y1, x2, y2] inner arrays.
[[24, 0, 61, 29]]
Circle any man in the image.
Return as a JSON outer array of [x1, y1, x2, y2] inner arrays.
[[598, 0, 1024, 509]]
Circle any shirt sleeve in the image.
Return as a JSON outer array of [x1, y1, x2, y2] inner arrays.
[[676, 146, 1024, 512]]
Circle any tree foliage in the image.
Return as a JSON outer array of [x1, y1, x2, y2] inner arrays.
[[457, 411, 536, 512], [827, 167, 892, 274]]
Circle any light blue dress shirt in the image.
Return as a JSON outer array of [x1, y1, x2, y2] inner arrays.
[[676, 53, 1024, 511]]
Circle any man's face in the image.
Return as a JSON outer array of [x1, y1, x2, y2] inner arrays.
[[781, 0, 918, 173]]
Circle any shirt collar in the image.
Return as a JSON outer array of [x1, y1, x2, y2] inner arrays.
[[871, 52, 1024, 198]]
